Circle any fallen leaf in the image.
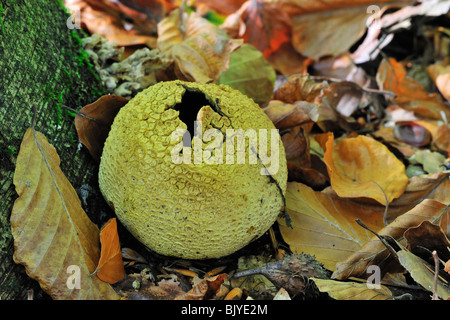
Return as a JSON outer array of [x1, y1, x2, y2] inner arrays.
[[445, 260, 450, 274], [217, 43, 276, 104], [174, 274, 228, 300], [408, 150, 447, 174], [75, 95, 129, 162], [65, 0, 171, 47], [404, 220, 450, 263], [290, 5, 370, 60], [396, 248, 450, 299], [157, 9, 242, 83], [323, 133, 408, 205], [273, 74, 329, 104], [11, 128, 119, 300], [278, 182, 384, 272], [224, 287, 243, 300], [121, 247, 148, 264], [93, 218, 125, 284], [328, 172, 450, 223], [264, 100, 316, 130], [333, 199, 450, 280], [311, 278, 393, 300], [432, 123, 450, 156], [427, 61, 450, 101], [273, 288, 291, 300], [376, 57, 450, 119], [310, 54, 370, 88], [195, 0, 247, 16], [221, 0, 291, 59]]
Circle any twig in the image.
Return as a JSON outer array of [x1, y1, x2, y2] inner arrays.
[[308, 75, 397, 98], [60, 104, 98, 123], [432, 250, 440, 300]]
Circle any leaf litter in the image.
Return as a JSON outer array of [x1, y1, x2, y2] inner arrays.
[[10, 0, 450, 300]]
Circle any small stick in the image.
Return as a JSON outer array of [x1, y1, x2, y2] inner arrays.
[[432, 250, 440, 300], [60, 104, 98, 122]]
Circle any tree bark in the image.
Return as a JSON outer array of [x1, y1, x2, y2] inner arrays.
[[0, 0, 105, 299]]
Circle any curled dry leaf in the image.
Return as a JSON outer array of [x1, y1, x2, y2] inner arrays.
[[11, 128, 119, 300], [404, 220, 450, 262], [75, 94, 129, 162], [322, 133, 408, 205], [333, 199, 450, 281]]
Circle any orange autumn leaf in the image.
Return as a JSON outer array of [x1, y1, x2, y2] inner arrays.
[[376, 57, 450, 119], [323, 133, 408, 205], [93, 218, 125, 284], [221, 0, 291, 59]]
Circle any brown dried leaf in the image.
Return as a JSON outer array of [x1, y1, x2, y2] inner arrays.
[[221, 0, 291, 59], [333, 199, 450, 280], [75, 95, 129, 162], [174, 274, 228, 300], [11, 128, 119, 300], [404, 220, 450, 262], [65, 0, 171, 47], [157, 9, 242, 83]]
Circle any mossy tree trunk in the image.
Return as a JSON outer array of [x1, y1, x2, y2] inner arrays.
[[0, 0, 105, 299]]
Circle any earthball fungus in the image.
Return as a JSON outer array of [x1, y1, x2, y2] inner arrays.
[[98, 80, 287, 259]]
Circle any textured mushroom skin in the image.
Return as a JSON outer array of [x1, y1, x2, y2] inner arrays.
[[98, 80, 287, 259]]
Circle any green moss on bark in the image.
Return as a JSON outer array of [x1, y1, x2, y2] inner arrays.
[[0, 0, 105, 299]]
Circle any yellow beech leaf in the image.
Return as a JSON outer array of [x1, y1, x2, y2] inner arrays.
[[278, 182, 384, 271], [10, 128, 120, 300], [323, 133, 408, 205], [311, 278, 393, 300]]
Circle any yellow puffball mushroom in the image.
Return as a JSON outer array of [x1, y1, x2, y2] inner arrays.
[[98, 80, 287, 259]]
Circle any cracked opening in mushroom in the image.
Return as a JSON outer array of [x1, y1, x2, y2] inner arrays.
[[173, 89, 215, 147]]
